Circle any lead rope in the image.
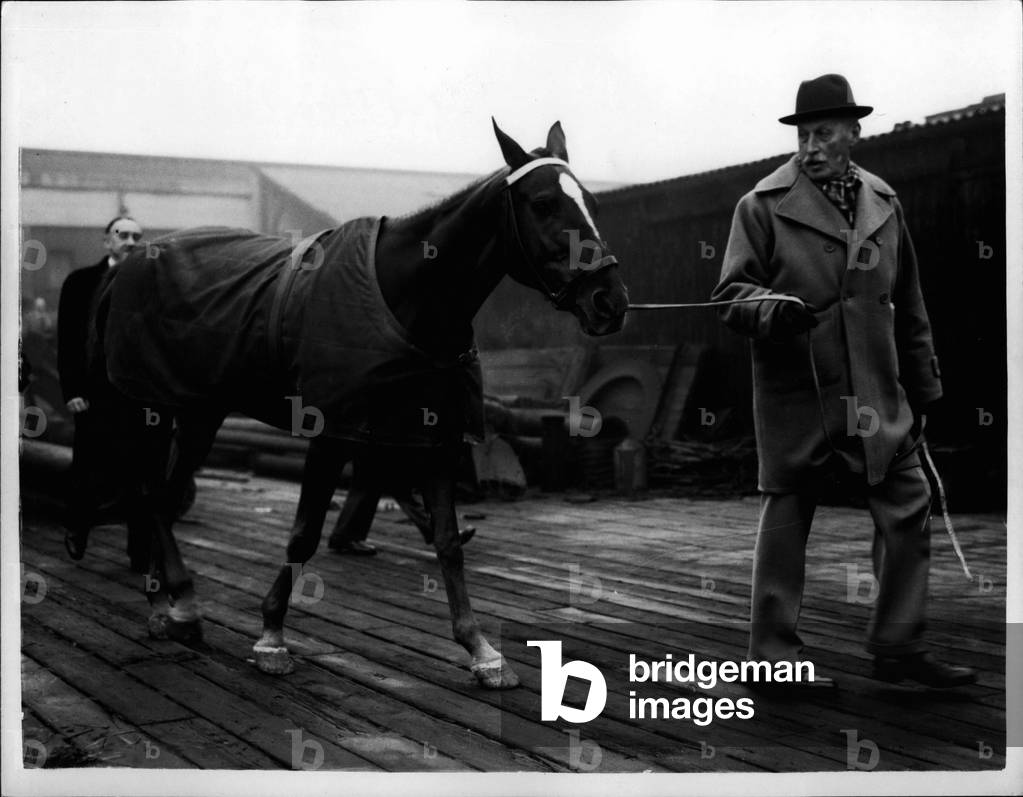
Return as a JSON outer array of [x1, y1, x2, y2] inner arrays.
[[630, 294, 973, 580], [920, 438, 973, 580]]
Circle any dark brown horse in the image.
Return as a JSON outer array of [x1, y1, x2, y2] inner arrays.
[[88, 121, 628, 689]]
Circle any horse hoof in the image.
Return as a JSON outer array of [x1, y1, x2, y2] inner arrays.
[[471, 656, 520, 689], [148, 614, 171, 639], [253, 645, 294, 675], [165, 618, 203, 644]]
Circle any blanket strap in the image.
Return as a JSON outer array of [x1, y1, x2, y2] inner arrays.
[[268, 229, 333, 368]]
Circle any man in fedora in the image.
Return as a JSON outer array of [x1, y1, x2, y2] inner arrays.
[[712, 74, 976, 689]]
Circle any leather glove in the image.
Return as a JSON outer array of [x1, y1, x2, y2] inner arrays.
[[771, 300, 818, 338]]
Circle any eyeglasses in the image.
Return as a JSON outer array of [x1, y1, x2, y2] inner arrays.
[[113, 231, 143, 241]]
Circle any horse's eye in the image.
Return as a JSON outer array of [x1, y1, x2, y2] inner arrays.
[[531, 199, 557, 218]]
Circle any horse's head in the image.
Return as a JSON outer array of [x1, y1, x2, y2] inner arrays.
[[493, 120, 628, 336]]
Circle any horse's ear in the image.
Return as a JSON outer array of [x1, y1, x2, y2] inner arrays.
[[546, 121, 568, 162], [492, 118, 531, 171]]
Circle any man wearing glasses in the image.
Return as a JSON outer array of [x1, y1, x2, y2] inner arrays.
[[58, 216, 148, 569]]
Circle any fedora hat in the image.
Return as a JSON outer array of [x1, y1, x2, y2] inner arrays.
[[779, 74, 873, 125]]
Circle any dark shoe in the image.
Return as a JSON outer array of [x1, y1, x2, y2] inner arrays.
[[747, 674, 838, 695], [420, 526, 477, 547], [332, 540, 377, 556], [64, 528, 88, 561], [873, 652, 977, 688]]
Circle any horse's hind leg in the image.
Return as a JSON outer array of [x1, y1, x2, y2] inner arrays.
[[255, 435, 347, 674], [144, 409, 226, 642], [421, 451, 519, 689]]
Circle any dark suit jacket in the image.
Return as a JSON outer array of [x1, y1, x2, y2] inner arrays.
[[58, 258, 111, 404]]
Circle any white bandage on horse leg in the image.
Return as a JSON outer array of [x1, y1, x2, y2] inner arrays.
[[168, 594, 202, 622]]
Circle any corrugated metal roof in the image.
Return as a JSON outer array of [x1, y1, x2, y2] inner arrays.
[[919, 93, 1005, 127], [258, 164, 482, 222], [597, 94, 1006, 200], [21, 147, 623, 225]]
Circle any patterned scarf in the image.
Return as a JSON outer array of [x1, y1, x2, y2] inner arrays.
[[817, 163, 861, 228]]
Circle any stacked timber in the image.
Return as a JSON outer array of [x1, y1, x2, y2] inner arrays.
[[645, 437, 759, 496], [209, 415, 310, 478], [208, 401, 561, 483]]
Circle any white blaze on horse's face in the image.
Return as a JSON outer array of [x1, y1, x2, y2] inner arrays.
[[557, 172, 603, 245]]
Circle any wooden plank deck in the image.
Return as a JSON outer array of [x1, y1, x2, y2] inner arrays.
[[19, 469, 1007, 773]]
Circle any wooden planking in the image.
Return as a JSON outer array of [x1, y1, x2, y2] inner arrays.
[[20, 544, 486, 771], [25, 522, 679, 773], [19, 474, 1006, 772], [22, 657, 193, 769], [193, 481, 1007, 674], [193, 474, 1006, 765], [181, 493, 1003, 768], [129, 482, 1014, 744], [70, 513, 1006, 769], [43, 480, 1002, 765], [29, 540, 990, 769]]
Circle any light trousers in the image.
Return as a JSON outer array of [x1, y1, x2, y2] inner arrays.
[[748, 454, 932, 661]]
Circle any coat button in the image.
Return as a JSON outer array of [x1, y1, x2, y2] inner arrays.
[[823, 242, 836, 253], [879, 292, 890, 304]]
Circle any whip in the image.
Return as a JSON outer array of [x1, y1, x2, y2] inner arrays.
[[628, 294, 973, 580]]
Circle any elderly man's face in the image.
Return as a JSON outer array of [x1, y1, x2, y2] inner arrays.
[[797, 118, 860, 182], [105, 218, 143, 264]]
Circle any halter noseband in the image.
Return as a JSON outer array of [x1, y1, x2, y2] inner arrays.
[[502, 157, 617, 310]]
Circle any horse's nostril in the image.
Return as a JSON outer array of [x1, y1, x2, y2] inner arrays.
[[592, 288, 614, 315]]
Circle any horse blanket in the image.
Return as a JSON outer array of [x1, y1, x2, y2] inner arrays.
[[101, 217, 483, 447]]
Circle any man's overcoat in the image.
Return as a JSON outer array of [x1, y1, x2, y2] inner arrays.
[[712, 156, 942, 491]]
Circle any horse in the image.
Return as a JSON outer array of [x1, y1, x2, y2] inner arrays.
[[87, 120, 629, 689]]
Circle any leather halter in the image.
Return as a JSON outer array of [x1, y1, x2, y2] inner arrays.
[[502, 157, 617, 310]]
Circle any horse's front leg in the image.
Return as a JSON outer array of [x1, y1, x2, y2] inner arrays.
[[421, 452, 519, 689], [255, 435, 347, 674]]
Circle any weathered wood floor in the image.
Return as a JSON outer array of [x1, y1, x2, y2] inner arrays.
[[19, 469, 1007, 772]]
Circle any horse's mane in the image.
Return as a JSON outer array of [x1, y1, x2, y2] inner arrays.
[[395, 148, 555, 226], [394, 168, 505, 225]]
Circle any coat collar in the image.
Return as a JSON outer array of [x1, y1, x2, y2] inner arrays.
[[755, 156, 896, 242]]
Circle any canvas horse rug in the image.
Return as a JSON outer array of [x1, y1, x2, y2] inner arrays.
[[100, 217, 483, 447]]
